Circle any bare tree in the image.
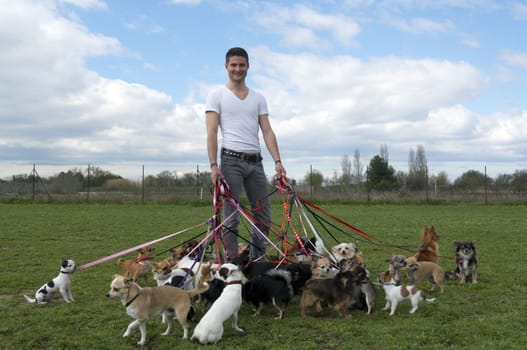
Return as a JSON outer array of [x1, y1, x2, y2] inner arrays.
[[341, 155, 352, 188], [380, 144, 389, 163], [408, 145, 428, 190], [352, 148, 363, 192]]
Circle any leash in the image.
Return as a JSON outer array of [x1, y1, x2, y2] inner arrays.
[[212, 177, 287, 263], [275, 176, 331, 258], [296, 186, 449, 258], [78, 222, 208, 270]]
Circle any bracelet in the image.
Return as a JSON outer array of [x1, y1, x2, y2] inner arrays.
[[274, 159, 281, 164], [210, 162, 218, 169]]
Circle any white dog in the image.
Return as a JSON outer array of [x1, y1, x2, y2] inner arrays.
[[330, 242, 358, 264], [23, 259, 76, 304], [191, 263, 244, 344], [378, 271, 435, 316]]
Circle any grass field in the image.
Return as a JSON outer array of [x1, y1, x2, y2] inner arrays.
[[1, 202, 526, 349]]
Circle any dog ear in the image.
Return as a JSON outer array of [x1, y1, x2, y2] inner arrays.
[[453, 240, 460, 248], [219, 267, 228, 279], [408, 263, 419, 271]]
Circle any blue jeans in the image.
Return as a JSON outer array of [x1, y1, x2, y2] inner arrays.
[[220, 153, 271, 261]]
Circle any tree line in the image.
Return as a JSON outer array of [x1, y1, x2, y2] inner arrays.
[[304, 144, 527, 193], [2, 145, 527, 194]]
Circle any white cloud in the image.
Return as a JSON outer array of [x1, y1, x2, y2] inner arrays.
[[1, 0, 527, 183], [253, 3, 360, 49], [501, 49, 527, 69], [294, 5, 360, 44], [59, 0, 107, 10], [387, 17, 453, 34], [123, 14, 165, 34], [0, 1, 187, 165], [167, 0, 202, 4], [461, 38, 480, 48], [511, 2, 527, 20], [480, 109, 527, 145], [252, 48, 485, 126]]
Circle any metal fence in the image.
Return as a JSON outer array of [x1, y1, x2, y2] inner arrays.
[[1, 178, 526, 204]]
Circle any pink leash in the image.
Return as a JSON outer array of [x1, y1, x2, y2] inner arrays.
[[78, 222, 208, 270]]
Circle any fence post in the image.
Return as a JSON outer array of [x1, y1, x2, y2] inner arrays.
[[426, 166, 429, 203], [142, 165, 145, 204], [32, 163, 36, 201], [485, 165, 488, 205], [86, 164, 90, 203], [310, 165, 313, 198]]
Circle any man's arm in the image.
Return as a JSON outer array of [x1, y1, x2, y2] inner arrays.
[[206, 111, 223, 181], [259, 114, 286, 177]]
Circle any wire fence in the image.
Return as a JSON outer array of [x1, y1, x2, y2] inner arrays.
[[1, 163, 526, 204], [2, 176, 526, 204]]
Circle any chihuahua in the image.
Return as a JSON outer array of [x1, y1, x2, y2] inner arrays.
[[300, 265, 367, 318], [118, 246, 154, 285], [453, 240, 478, 284], [413, 225, 440, 264], [406, 261, 445, 293], [310, 255, 337, 279], [106, 272, 209, 346]]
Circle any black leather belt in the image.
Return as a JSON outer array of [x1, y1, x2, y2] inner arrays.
[[222, 148, 262, 162]]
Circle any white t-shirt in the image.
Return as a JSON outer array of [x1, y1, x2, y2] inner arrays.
[[206, 86, 269, 153]]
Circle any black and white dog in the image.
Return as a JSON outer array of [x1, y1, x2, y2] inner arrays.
[[243, 269, 293, 320], [23, 259, 76, 304], [241, 262, 311, 296], [191, 263, 244, 344], [453, 240, 478, 283]]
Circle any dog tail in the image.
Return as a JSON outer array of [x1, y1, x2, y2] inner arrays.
[[420, 290, 436, 303], [186, 281, 210, 298], [444, 271, 459, 280], [265, 269, 294, 297], [23, 294, 37, 304]]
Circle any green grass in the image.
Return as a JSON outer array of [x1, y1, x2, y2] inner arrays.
[[1, 202, 526, 349]]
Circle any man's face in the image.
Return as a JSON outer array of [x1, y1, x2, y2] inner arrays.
[[225, 55, 248, 83]]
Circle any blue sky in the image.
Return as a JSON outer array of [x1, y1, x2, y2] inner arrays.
[[1, 0, 527, 182]]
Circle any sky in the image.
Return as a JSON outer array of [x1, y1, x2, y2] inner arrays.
[[1, 0, 527, 183]]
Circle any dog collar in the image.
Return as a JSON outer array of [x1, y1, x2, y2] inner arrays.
[[135, 256, 152, 263], [125, 293, 141, 307], [60, 270, 73, 274], [226, 280, 242, 285]]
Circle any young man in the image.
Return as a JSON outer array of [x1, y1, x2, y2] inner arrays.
[[206, 47, 286, 262]]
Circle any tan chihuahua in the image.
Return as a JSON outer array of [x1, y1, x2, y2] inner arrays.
[[106, 263, 211, 346], [406, 261, 445, 293], [118, 246, 155, 285]]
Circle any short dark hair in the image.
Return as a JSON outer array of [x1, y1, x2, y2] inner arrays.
[[225, 47, 249, 64]]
